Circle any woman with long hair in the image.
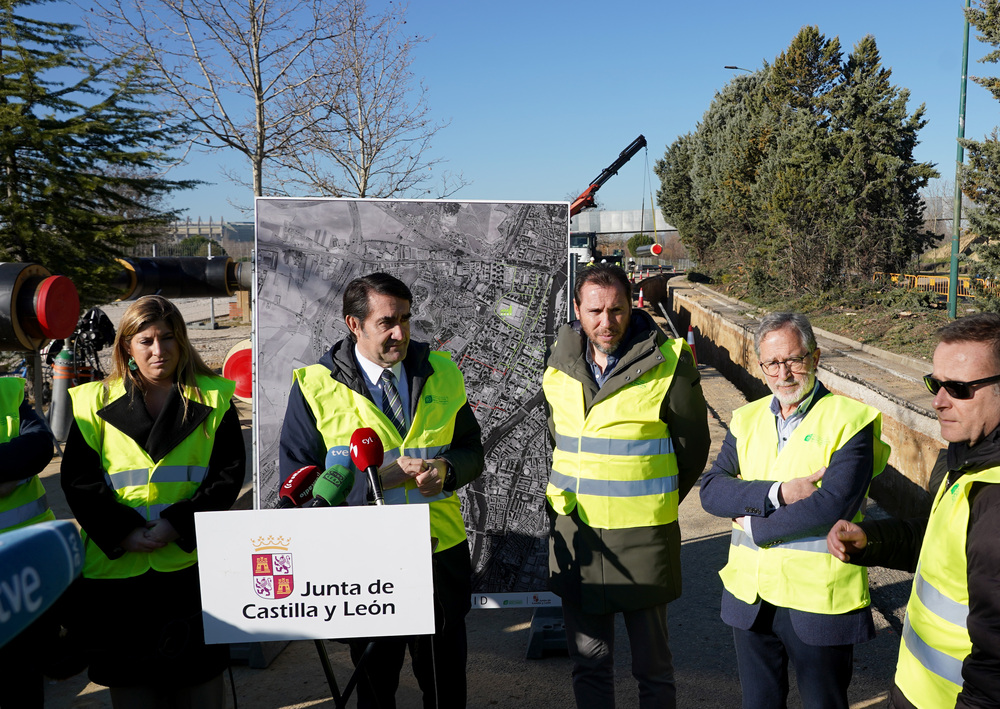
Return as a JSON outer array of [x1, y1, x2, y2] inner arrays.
[[61, 295, 246, 708]]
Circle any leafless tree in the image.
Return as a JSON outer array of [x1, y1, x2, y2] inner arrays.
[[271, 0, 466, 198], [81, 0, 462, 206], [920, 179, 973, 242]]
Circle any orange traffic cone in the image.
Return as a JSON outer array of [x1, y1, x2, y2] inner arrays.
[[638, 288, 644, 308], [687, 325, 698, 366]]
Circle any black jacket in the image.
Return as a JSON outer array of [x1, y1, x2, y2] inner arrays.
[[853, 425, 1000, 709], [279, 337, 484, 507], [0, 398, 54, 485]]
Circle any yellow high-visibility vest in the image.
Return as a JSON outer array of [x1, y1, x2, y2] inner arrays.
[[544, 339, 684, 530], [293, 351, 469, 552], [719, 393, 890, 614], [0, 377, 54, 532], [895, 465, 1000, 708], [69, 375, 235, 579]]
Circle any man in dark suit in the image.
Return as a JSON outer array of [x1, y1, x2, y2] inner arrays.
[[700, 312, 890, 709]]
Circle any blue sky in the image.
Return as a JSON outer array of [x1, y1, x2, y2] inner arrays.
[[158, 0, 992, 221]]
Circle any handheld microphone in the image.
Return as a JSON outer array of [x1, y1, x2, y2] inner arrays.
[[276, 465, 321, 508], [302, 465, 355, 507], [350, 427, 385, 506], [0, 521, 83, 649]]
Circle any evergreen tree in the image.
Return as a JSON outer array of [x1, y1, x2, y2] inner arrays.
[[768, 26, 842, 120], [961, 0, 1000, 311], [658, 26, 937, 297], [0, 0, 195, 305]]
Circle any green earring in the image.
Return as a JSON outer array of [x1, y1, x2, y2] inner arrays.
[[128, 357, 138, 371]]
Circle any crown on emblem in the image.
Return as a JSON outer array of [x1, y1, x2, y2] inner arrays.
[[252, 535, 291, 551]]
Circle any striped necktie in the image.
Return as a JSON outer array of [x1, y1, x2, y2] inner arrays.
[[380, 369, 406, 437]]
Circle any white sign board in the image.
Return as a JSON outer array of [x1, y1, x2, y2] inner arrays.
[[195, 506, 434, 644]]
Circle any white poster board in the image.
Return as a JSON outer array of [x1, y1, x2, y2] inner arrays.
[[195, 506, 434, 643]]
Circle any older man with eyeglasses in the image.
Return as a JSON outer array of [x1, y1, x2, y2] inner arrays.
[[828, 312, 1000, 709], [701, 312, 891, 709]]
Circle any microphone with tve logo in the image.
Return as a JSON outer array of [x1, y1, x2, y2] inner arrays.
[[350, 427, 385, 506], [0, 521, 84, 649], [302, 465, 355, 507], [276, 465, 320, 508]]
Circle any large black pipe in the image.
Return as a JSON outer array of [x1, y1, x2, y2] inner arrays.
[[113, 257, 250, 300], [0, 263, 79, 351]]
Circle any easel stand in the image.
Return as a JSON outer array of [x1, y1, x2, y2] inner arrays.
[[313, 637, 379, 709]]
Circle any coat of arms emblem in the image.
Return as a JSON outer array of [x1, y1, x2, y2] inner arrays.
[[251, 535, 294, 599]]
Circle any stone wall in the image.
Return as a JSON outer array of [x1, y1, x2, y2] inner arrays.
[[662, 278, 943, 519]]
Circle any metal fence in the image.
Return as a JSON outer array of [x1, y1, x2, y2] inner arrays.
[[120, 241, 252, 261], [873, 272, 1000, 300]]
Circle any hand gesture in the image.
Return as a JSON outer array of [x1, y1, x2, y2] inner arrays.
[[780, 466, 826, 505], [120, 526, 166, 553], [826, 520, 867, 562], [396, 455, 445, 497]]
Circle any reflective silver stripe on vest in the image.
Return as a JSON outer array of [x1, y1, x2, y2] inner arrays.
[[136, 503, 173, 522], [554, 432, 578, 452], [549, 469, 678, 497], [382, 487, 451, 505], [106, 466, 209, 490], [555, 434, 674, 457], [902, 616, 965, 687], [914, 571, 969, 629], [730, 528, 830, 553], [403, 445, 450, 459], [0, 495, 48, 529]]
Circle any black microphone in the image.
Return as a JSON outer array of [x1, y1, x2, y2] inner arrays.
[[350, 427, 385, 506], [276, 465, 321, 508], [302, 465, 355, 507]]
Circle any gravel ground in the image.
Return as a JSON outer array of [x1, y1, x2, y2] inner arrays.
[[90, 296, 251, 373]]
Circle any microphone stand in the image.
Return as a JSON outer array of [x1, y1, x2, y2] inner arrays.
[[313, 469, 387, 708]]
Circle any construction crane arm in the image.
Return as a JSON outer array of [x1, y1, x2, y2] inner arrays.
[[569, 134, 647, 216]]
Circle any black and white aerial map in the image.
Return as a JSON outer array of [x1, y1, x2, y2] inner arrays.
[[254, 198, 569, 600]]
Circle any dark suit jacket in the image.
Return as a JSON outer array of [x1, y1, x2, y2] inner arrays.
[[700, 381, 876, 646]]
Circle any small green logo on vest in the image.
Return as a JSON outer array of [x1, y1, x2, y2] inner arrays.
[[424, 394, 449, 405], [803, 433, 829, 446]]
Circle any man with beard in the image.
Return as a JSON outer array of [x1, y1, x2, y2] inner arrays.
[[543, 264, 710, 709], [828, 312, 1000, 708], [279, 272, 484, 709], [700, 312, 890, 709]]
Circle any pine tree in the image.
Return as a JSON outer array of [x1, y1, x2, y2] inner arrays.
[[0, 0, 195, 305]]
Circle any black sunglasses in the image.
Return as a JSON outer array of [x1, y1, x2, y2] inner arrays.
[[923, 373, 1000, 400]]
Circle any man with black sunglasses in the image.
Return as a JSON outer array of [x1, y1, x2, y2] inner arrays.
[[701, 312, 891, 709], [828, 312, 1000, 708]]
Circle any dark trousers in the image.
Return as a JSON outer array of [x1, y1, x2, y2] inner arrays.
[[732, 602, 854, 709], [562, 600, 676, 709], [349, 542, 472, 709], [0, 614, 48, 709]]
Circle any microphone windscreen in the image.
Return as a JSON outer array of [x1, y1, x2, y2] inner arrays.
[[0, 521, 83, 649], [311, 465, 355, 507], [277, 465, 320, 508], [350, 427, 384, 471]]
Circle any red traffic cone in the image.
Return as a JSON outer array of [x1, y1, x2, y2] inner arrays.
[[638, 288, 644, 308], [686, 325, 698, 366]]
